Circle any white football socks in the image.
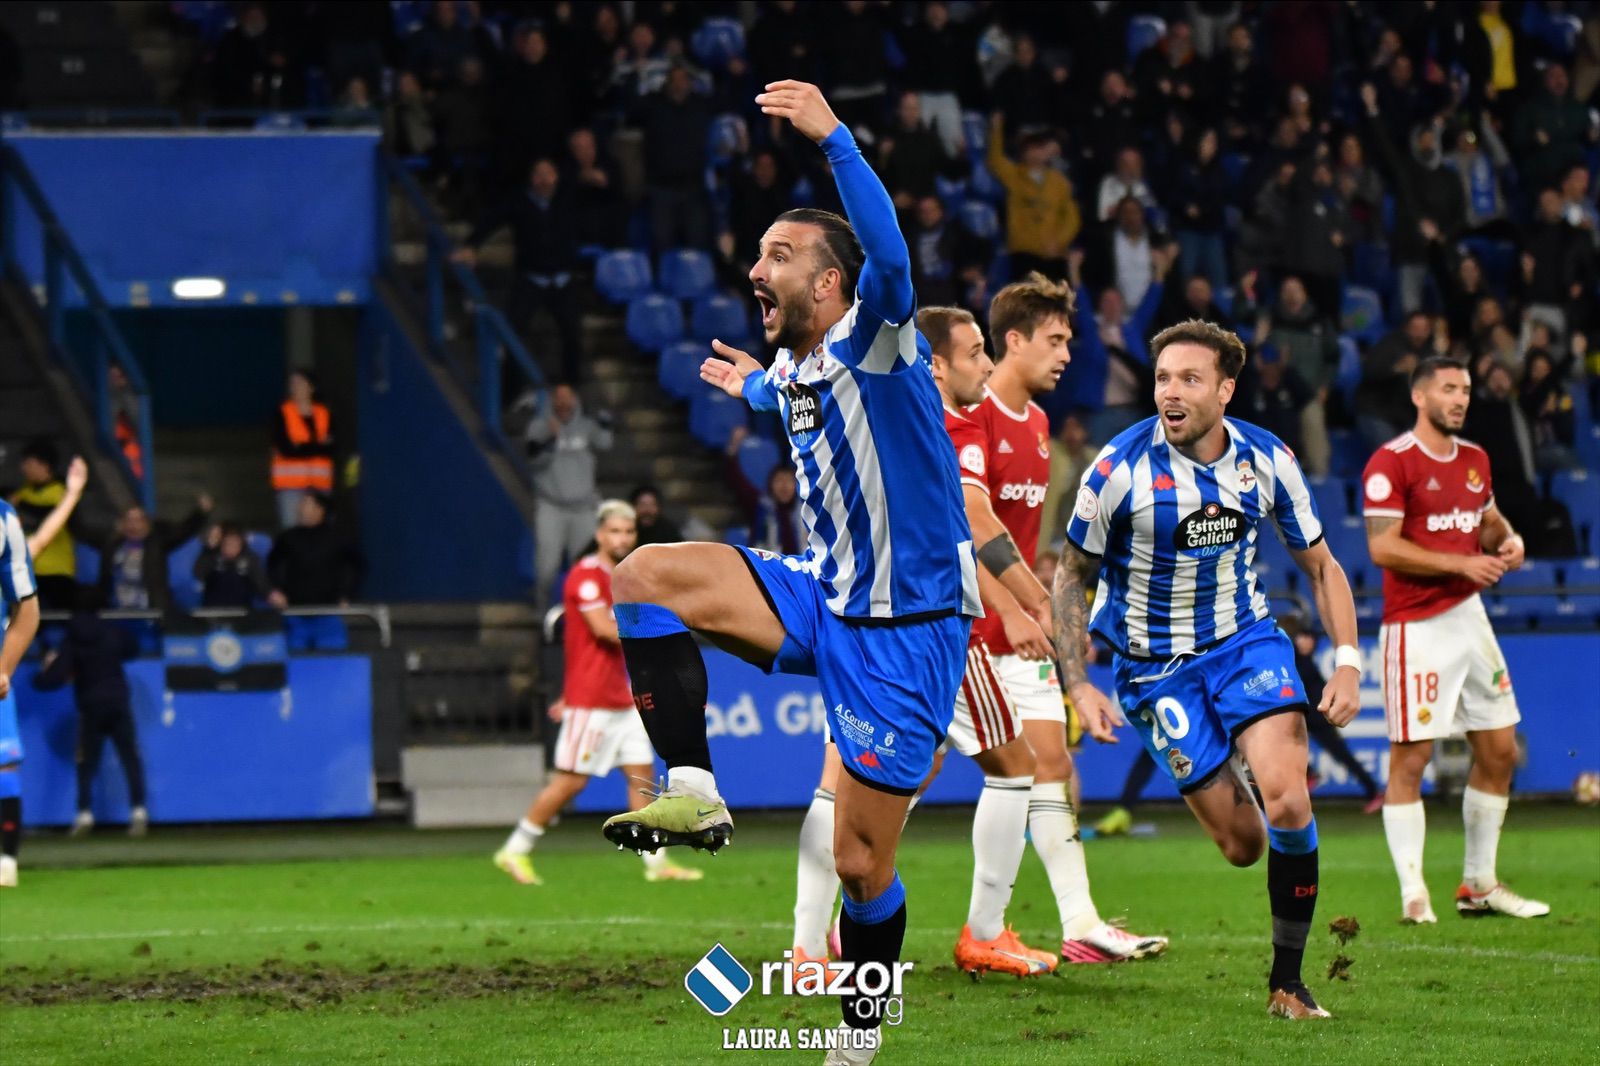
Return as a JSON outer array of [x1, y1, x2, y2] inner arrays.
[[1462, 786, 1509, 892], [793, 788, 838, 956], [967, 775, 1032, 941], [1028, 780, 1100, 939], [1382, 800, 1428, 903], [503, 818, 543, 856], [668, 766, 721, 801]]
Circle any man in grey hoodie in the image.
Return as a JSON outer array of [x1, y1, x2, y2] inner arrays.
[[526, 383, 613, 605]]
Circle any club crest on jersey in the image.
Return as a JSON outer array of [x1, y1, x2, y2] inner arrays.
[[1037, 432, 1049, 459], [1235, 460, 1256, 492], [785, 382, 822, 440], [1173, 502, 1246, 558], [1466, 467, 1484, 493], [1166, 747, 1193, 779]]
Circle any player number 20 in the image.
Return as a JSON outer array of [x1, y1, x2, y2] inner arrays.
[[1134, 697, 1190, 751]]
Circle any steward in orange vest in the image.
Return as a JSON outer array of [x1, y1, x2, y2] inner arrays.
[[271, 371, 335, 494]]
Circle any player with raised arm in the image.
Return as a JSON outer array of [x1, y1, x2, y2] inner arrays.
[[1052, 320, 1362, 1020], [1362, 356, 1548, 923], [600, 81, 979, 1061], [494, 500, 701, 886], [0, 500, 41, 888]]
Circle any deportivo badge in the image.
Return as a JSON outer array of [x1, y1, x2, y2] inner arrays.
[[1236, 459, 1256, 492], [1166, 747, 1194, 779]]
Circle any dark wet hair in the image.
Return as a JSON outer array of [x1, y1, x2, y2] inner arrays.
[[774, 208, 864, 297]]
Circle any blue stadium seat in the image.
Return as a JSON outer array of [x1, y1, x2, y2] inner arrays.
[[707, 112, 746, 165], [255, 113, 307, 131], [625, 294, 685, 352], [1323, 517, 1374, 587], [1307, 476, 1349, 521], [1335, 335, 1362, 407], [75, 543, 101, 586], [736, 434, 782, 488], [691, 17, 746, 69], [167, 537, 203, 611], [247, 532, 272, 562], [1252, 533, 1299, 591], [690, 294, 748, 343], [658, 340, 704, 401], [1556, 593, 1600, 627], [1353, 593, 1383, 626], [1484, 594, 1552, 629], [1327, 428, 1369, 480], [935, 174, 969, 205], [958, 200, 1000, 241], [1340, 285, 1385, 345], [1458, 236, 1516, 297], [1126, 15, 1167, 60], [1561, 555, 1600, 589], [690, 388, 748, 448], [658, 249, 716, 301], [722, 525, 750, 547], [961, 111, 987, 158], [1551, 469, 1600, 553], [1349, 242, 1393, 291], [1496, 559, 1559, 591], [967, 164, 1005, 204], [595, 250, 653, 303]]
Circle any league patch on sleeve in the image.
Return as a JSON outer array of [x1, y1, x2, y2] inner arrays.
[[959, 444, 986, 476], [1075, 486, 1100, 521], [1365, 472, 1392, 502]]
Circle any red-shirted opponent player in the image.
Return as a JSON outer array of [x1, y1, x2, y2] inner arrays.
[[495, 500, 702, 885], [1362, 356, 1549, 923]]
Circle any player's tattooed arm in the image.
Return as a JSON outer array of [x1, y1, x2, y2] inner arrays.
[[1050, 540, 1099, 690]]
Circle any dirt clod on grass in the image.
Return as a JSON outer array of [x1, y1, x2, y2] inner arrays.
[[1, 957, 678, 1010], [1327, 954, 1355, 981], [1328, 916, 1361, 945]]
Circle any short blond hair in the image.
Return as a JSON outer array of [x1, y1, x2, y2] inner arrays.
[[596, 499, 636, 526]]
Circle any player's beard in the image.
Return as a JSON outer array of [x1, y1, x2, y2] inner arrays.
[[1425, 404, 1464, 437], [770, 286, 816, 352]]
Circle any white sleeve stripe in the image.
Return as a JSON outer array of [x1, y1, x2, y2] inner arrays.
[[3, 510, 35, 602], [959, 477, 989, 491], [1362, 508, 1405, 517]]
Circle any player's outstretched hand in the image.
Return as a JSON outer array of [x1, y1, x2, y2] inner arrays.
[[701, 339, 763, 398], [1069, 681, 1122, 744], [1458, 553, 1508, 588], [1003, 610, 1053, 662], [755, 80, 841, 144], [65, 456, 89, 496], [1496, 533, 1525, 571], [1319, 667, 1361, 728]]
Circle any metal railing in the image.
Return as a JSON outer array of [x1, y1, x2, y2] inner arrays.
[[0, 146, 155, 510], [376, 149, 546, 449], [37, 604, 394, 648]]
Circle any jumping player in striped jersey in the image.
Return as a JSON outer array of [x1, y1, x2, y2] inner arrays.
[[0, 500, 41, 888], [1052, 320, 1362, 1021], [601, 81, 978, 1061]]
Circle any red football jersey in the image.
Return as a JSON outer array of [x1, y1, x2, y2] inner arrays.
[[1361, 432, 1495, 623], [562, 555, 632, 709], [968, 390, 1051, 655]]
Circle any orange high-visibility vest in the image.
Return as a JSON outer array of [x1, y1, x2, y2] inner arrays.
[[115, 412, 143, 479], [271, 401, 334, 491]]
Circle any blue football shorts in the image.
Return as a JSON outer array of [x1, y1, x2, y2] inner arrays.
[[0, 690, 22, 765], [737, 547, 969, 794], [1111, 615, 1306, 793]]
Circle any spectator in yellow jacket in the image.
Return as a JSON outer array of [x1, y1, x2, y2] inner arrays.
[[987, 113, 1081, 282]]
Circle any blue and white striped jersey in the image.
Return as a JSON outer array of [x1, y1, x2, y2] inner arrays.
[[1, 499, 38, 625], [1066, 416, 1322, 658], [743, 308, 981, 620]]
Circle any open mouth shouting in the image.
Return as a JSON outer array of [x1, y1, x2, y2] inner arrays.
[[1163, 406, 1189, 431], [754, 288, 779, 330]]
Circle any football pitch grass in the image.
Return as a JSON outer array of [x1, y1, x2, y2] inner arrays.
[[2, 802, 1596, 1065]]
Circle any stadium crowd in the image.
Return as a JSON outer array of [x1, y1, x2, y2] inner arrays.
[[160, 1, 1600, 560]]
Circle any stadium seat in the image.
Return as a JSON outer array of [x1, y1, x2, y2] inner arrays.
[[1458, 236, 1516, 296], [1550, 469, 1600, 553], [595, 250, 653, 303], [722, 525, 750, 547], [691, 17, 746, 69], [961, 111, 987, 158], [1561, 556, 1600, 589], [254, 113, 307, 131], [658, 340, 704, 401], [1252, 533, 1299, 591], [935, 174, 969, 205], [1307, 476, 1350, 521], [1323, 517, 1373, 586], [967, 164, 1005, 204], [74, 542, 101, 586], [658, 249, 716, 301], [1349, 242, 1393, 291], [167, 536, 203, 611], [1556, 593, 1600, 627], [1340, 285, 1385, 345], [736, 434, 782, 487], [1484, 594, 1547, 629], [690, 293, 748, 343], [624, 294, 685, 352], [690, 388, 748, 448], [1126, 15, 1167, 60], [1353, 593, 1383, 626], [1327, 427, 1369, 479], [1335, 335, 1362, 407], [707, 112, 746, 165], [957, 200, 1000, 241], [1496, 559, 1559, 591]]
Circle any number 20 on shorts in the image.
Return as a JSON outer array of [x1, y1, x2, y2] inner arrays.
[[1135, 697, 1191, 751]]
